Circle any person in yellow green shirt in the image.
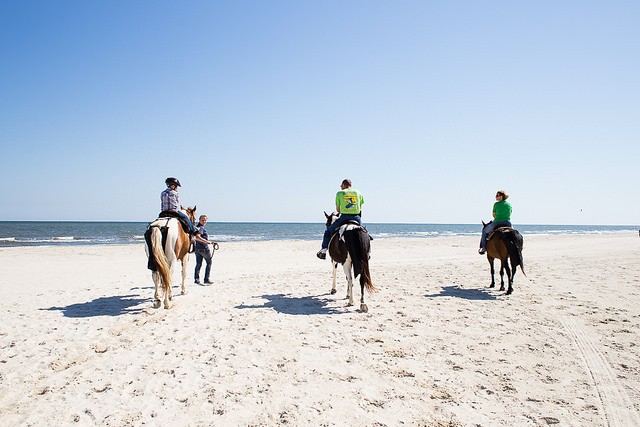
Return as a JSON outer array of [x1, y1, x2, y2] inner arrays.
[[317, 179, 364, 259], [478, 189, 512, 254]]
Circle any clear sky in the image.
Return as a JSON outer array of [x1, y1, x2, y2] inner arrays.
[[2, 1, 638, 225]]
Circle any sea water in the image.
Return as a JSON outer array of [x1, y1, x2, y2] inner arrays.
[[0, 221, 637, 247]]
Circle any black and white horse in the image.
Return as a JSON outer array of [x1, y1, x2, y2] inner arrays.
[[324, 212, 377, 312]]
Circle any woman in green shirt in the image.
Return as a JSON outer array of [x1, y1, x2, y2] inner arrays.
[[479, 190, 512, 254]]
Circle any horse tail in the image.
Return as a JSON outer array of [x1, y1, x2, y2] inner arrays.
[[347, 229, 378, 294], [504, 230, 526, 277], [361, 260, 378, 294], [149, 226, 172, 290]]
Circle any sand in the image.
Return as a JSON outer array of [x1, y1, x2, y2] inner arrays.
[[1, 233, 639, 426]]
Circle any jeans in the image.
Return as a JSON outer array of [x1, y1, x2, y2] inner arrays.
[[177, 211, 198, 235], [479, 220, 512, 250], [321, 214, 362, 249], [194, 247, 212, 282]]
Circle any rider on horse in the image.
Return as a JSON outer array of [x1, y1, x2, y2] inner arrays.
[[317, 179, 365, 260], [160, 177, 199, 237], [479, 189, 512, 255]]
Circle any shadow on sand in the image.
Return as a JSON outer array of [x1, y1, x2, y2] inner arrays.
[[425, 285, 497, 301], [42, 294, 147, 318], [236, 293, 344, 315]]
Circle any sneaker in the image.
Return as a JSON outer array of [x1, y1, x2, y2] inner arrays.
[[478, 248, 486, 255], [316, 249, 327, 260], [204, 280, 213, 284], [194, 279, 201, 284]]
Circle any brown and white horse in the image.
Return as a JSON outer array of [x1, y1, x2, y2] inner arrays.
[[145, 206, 196, 309], [325, 212, 377, 312]]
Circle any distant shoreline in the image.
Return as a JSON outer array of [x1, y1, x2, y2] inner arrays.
[[1, 221, 638, 248]]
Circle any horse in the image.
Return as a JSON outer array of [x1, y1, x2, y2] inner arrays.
[[144, 206, 196, 309], [482, 221, 526, 295], [324, 212, 377, 312]]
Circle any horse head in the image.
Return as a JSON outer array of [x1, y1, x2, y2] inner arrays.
[[324, 211, 338, 228], [185, 205, 197, 223]]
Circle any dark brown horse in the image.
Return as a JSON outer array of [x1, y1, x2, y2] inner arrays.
[[325, 212, 377, 312], [482, 221, 525, 295]]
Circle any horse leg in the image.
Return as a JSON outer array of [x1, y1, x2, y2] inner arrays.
[[359, 277, 368, 313], [505, 262, 513, 295], [499, 261, 506, 291], [152, 271, 162, 309], [331, 261, 338, 295], [488, 257, 495, 288], [180, 257, 188, 295], [343, 260, 354, 306], [167, 272, 174, 302], [164, 282, 171, 309], [165, 271, 173, 304]]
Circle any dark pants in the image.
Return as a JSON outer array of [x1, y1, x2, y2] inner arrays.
[[321, 214, 362, 249], [480, 220, 512, 250], [194, 247, 212, 282], [177, 211, 198, 235], [159, 210, 198, 235]]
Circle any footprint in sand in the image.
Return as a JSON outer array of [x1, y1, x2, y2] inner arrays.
[[558, 316, 640, 426]]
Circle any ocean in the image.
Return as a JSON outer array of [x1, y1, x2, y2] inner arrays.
[[0, 221, 637, 247]]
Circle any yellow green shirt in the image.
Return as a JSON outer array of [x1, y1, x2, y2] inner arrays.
[[336, 188, 364, 215]]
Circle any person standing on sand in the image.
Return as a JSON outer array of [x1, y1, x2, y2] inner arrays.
[[160, 177, 199, 236], [194, 215, 216, 285], [478, 189, 512, 255], [317, 179, 364, 260]]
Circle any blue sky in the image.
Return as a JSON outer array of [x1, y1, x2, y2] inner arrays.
[[2, 1, 638, 224]]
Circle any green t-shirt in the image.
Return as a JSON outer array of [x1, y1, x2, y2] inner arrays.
[[336, 188, 364, 215], [493, 200, 512, 222]]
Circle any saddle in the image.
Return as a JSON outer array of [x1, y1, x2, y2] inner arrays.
[[487, 226, 513, 242], [158, 211, 191, 234], [331, 221, 374, 242]]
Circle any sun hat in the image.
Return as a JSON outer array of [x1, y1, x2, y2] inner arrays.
[[496, 190, 509, 199]]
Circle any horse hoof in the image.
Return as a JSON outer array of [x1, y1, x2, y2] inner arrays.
[[330, 289, 337, 295], [489, 284, 495, 288], [499, 286, 505, 291], [359, 304, 368, 313], [347, 302, 353, 307], [506, 289, 513, 295], [153, 300, 161, 309]]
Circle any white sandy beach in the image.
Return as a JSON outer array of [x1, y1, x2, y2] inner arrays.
[[1, 233, 639, 426]]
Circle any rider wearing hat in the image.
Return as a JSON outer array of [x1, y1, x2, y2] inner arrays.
[[161, 177, 199, 236], [478, 189, 512, 254]]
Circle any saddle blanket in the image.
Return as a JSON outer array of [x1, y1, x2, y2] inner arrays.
[[338, 223, 362, 240], [487, 226, 513, 241]]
